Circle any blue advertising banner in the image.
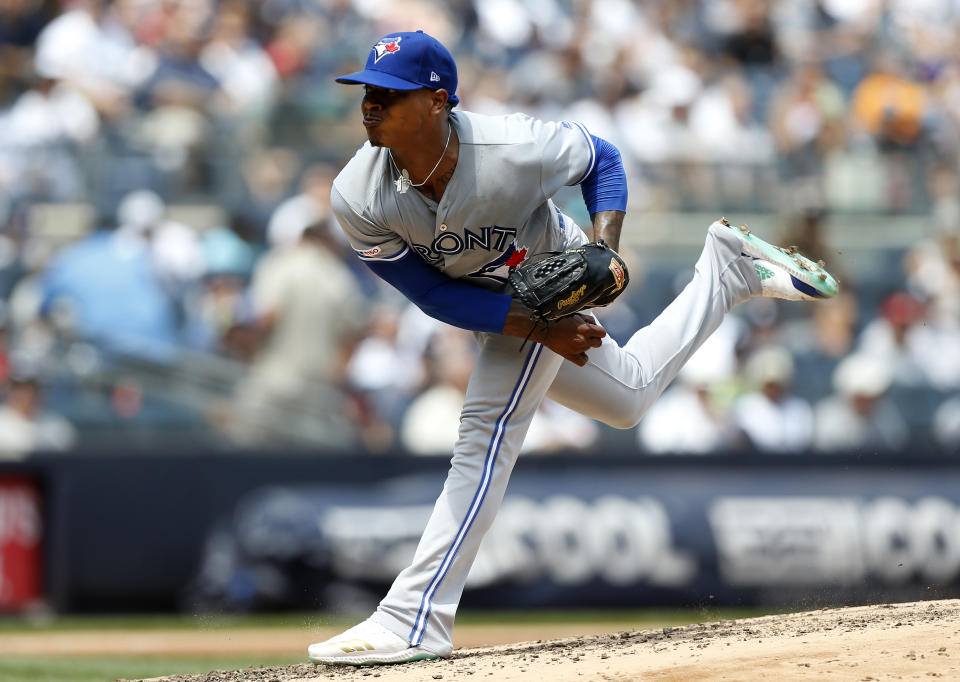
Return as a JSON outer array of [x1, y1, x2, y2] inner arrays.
[[186, 460, 960, 611], [8, 453, 959, 612]]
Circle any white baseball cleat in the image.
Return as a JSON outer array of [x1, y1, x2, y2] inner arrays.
[[308, 619, 443, 665], [715, 218, 839, 301]]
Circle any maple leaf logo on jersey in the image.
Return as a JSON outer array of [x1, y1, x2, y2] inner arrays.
[[468, 241, 528, 284], [505, 247, 528, 267], [372, 37, 402, 63]]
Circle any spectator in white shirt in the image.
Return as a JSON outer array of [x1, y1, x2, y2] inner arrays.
[[0, 362, 76, 459], [733, 345, 814, 453], [814, 353, 908, 453]]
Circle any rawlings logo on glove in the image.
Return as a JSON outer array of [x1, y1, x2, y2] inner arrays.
[[557, 285, 588, 310], [508, 240, 630, 321]]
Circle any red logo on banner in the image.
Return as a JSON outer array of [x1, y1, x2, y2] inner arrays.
[[0, 477, 43, 610]]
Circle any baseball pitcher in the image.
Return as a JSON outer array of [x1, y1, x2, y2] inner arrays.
[[308, 30, 838, 665]]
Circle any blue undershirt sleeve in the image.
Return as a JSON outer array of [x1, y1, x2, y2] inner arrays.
[[579, 135, 627, 216], [363, 250, 512, 334]]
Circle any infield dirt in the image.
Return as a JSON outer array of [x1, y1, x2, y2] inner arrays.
[[102, 599, 960, 682]]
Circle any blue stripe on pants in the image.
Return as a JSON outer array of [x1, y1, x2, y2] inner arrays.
[[409, 342, 543, 645]]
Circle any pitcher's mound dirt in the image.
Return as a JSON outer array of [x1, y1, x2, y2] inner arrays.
[[143, 599, 960, 682]]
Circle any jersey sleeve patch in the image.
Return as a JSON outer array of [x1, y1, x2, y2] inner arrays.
[[355, 244, 410, 262]]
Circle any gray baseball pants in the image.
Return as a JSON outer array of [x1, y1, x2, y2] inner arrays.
[[370, 221, 761, 654]]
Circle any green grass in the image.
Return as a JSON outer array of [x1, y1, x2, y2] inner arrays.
[[0, 655, 300, 682], [0, 612, 344, 633], [0, 607, 799, 682], [0, 605, 792, 633]]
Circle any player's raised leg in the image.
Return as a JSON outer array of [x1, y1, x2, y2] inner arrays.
[[546, 218, 837, 427], [309, 335, 565, 664]]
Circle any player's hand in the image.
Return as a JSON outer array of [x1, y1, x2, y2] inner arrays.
[[501, 301, 605, 365], [541, 314, 606, 366]]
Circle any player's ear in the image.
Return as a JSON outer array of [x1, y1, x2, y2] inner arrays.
[[430, 89, 449, 114]]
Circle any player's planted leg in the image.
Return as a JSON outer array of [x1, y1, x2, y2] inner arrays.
[[309, 337, 566, 665]]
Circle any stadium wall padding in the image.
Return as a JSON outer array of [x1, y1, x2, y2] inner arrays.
[[4, 452, 960, 612]]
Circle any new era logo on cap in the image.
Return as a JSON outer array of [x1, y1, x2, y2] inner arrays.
[[430, 71, 440, 82]]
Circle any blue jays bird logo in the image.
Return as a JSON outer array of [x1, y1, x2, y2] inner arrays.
[[467, 241, 528, 284], [373, 37, 402, 63]]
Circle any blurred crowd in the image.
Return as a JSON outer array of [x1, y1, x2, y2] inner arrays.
[[0, 0, 959, 457]]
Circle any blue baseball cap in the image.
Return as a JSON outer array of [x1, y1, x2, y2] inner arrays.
[[336, 30, 459, 106]]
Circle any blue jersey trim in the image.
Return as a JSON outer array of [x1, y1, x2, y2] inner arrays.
[[410, 342, 543, 646], [362, 250, 512, 333], [571, 122, 596, 185], [579, 134, 627, 215]]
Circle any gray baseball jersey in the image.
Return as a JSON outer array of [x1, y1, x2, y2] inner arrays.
[[330, 110, 761, 654], [332, 110, 595, 287]]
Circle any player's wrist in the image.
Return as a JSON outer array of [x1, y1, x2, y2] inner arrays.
[[501, 300, 549, 342]]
